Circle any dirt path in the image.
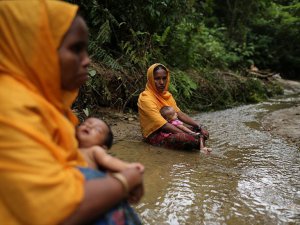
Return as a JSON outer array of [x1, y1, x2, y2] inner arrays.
[[104, 79, 300, 149]]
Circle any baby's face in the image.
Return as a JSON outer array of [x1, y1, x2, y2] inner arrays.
[[170, 111, 178, 121], [76, 118, 109, 148], [166, 108, 177, 121]]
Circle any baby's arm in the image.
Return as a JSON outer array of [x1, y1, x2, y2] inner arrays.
[[176, 124, 198, 136], [92, 146, 144, 173]]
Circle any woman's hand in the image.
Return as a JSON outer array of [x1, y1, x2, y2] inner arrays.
[[128, 183, 144, 204], [193, 125, 209, 139], [199, 126, 209, 139], [120, 166, 144, 203], [124, 164, 145, 203]]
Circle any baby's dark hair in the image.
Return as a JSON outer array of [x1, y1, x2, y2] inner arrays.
[[103, 121, 113, 149]]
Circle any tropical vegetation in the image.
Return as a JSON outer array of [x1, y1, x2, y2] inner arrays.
[[67, 0, 299, 115]]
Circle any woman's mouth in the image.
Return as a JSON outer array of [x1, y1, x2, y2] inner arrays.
[[79, 73, 89, 82], [158, 86, 165, 91]]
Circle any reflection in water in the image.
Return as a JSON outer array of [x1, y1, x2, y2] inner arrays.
[[111, 94, 300, 225]]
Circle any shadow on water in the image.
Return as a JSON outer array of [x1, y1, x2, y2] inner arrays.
[[111, 93, 300, 225]]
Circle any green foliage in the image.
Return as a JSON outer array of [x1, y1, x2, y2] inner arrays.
[[163, 69, 282, 112], [67, 0, 294, 114], [243, 78, 268, 103], [120, 29, 152, 70], [247, 1, 300, 78], [153, 26, 171, 46], [265, 80, 284, 96], [166, 20, 231, 69], [168, 70, 197, 108], [67, 0, 299, 79], [88, 15, 123, 70], [194, 71, 244, 110], [168, 70, 284, 111]]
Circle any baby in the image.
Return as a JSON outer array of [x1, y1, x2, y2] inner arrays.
[[76, 117, 144, 172], [160, 106, 212, 153]]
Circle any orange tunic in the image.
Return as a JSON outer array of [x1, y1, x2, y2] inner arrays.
[[137, 63, 180, 138], [0, 1, 87, 224]]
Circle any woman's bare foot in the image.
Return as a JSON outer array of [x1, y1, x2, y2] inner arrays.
[[200, 147, 212, 154]]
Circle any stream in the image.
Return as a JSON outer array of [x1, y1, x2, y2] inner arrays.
[[111, 93, 300, 225]]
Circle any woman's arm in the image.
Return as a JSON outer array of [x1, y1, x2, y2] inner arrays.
[[177, 111, 209, 137], [62, 167, 143, 225], [177, 111, 199, 127]]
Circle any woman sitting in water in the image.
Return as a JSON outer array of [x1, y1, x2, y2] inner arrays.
[[137, 63, 211, 152]]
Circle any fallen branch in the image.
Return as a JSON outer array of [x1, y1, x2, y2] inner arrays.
[[246, 70, 278, 79]]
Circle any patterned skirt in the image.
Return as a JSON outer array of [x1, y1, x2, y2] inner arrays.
[[145, 130, 200, 150]]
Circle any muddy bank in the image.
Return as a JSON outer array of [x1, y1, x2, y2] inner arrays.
[[100, 111, 142, 142], [261, 105, 300, 148], [261, 79, 300, 149]]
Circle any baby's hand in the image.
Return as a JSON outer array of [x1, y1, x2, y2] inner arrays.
[[127, 163, 144, 173]]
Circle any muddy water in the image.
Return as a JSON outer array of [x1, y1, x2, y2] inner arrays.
[[111, 94, 300, 225]]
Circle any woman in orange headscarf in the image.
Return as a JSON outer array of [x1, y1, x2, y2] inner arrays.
[[0, 1, 143, 224], [138, 63, 210, 150]]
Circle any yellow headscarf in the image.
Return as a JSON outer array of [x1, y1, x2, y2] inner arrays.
[[0, 1, 87, 224], [138, 63, 180, 138]]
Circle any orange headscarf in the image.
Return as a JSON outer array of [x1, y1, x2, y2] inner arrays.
[[138, 63, 180, 138], [0, 1, 87, 224]]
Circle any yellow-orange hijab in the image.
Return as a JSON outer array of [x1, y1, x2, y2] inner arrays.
[[0, 1, 87, 224], [138, 63, 180, 138]]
